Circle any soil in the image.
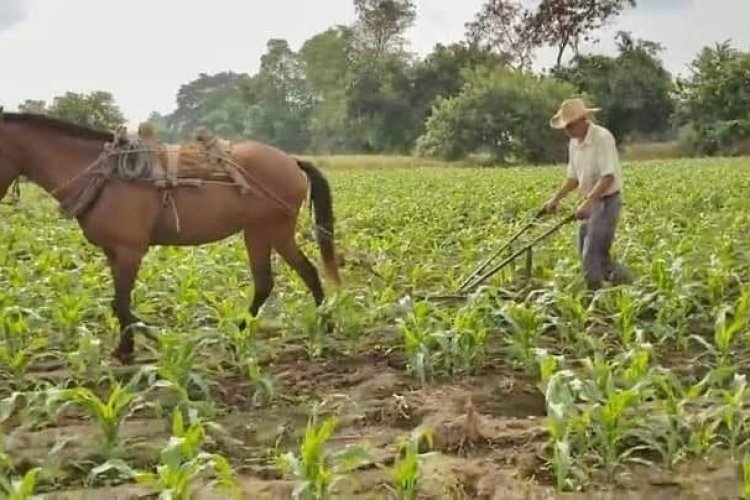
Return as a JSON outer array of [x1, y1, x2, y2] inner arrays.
[[8, 342, 746, 500]]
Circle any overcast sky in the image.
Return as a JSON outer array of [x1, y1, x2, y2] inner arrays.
[[1, 0, 748, 126]]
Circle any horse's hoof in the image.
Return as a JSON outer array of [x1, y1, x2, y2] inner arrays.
[[113, 348, 135, 365]]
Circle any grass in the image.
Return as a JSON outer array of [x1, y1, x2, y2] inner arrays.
[[1, 155, 750, 497]]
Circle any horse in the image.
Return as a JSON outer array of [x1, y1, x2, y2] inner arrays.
[[0, 108, 341, 364]]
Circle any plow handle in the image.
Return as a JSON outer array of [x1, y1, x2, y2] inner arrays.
[[459, 213, 575, 293], [457, 206, 548, 291]]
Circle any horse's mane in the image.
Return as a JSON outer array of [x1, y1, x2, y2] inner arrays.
[[3, 112, 115, 142]]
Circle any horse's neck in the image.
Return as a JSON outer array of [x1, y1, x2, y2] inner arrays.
[[24, 134, 106, 201]]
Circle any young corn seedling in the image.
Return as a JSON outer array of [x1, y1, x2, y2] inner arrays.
[[388, 428, 435, 500], [712, 373, 750, 459], [284, 300, 330, 359], [220, 316, 274, 405], [50, 291, 89, 333], [321, 290, 368, 339], [65, 327, 105, 382], [692, 289, 750, 377], [46, 379, 146, 459], [145, 330, 218, 420], [641, 369, 709, 468], [548, 288, 590, 353], [543, 369, 587, 491], [595, 287, 645, 348], [449, 304, 489, 374], [584, 354, 652, 482], [277, 413, 372, 500], [91, 408, 240, 500], [396, 301, 439, 384], [498, 302, 545, 374], [0, 307, 51, 386], [0, 467, 41, 500]]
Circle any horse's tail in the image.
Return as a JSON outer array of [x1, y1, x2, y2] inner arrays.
[[297, 159, 341, 288]]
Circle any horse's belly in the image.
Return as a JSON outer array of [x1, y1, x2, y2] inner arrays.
[[150, 196, 247, 245]]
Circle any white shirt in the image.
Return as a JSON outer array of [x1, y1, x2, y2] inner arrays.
[[566, 122, 623, 197]]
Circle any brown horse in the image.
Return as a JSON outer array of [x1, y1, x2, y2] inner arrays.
[[0, 108, 341, 363]]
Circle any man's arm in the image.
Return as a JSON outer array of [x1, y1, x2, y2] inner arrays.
[[553, 177, 579, 203], [545, 176, 578, 213], [583, 174, 614, 202]]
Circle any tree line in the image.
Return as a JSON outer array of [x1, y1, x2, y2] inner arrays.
[[15, 0, 750, 164]]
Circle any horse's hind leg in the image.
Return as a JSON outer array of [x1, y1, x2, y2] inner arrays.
[[242, 230, 274, 323], [274, 234, 325, 307], [105, 247, 146, 364]]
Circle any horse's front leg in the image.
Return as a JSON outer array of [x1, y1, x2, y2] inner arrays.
[[105, 248, 146, 364]]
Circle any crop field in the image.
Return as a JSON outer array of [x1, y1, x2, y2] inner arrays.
[[2, 156, 750, 499]]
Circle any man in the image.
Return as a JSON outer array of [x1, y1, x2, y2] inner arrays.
[[544, 97, 632, 290]]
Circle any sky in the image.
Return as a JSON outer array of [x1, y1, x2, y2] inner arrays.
[[1, 0, 748, 127]]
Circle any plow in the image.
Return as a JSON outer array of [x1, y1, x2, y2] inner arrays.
[[411, 208, 577, 304]]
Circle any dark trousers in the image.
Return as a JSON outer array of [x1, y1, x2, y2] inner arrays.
[[577, 192, 629, 290]]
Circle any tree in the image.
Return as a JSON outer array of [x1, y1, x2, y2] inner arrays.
[[555, 31, 675, 142], [526, 0, 637, 69], [300, 26, 355, 98], [46, 91, 125, 131], [409, 42, 506, 139], [168, 72, 250, 140], [465, 0, 534, 69], [416, 66, 579, 163], [353, 0, 416, 58], [675, 42, 750, 155], [243, 39, 314, 152], [17, 99, 46, 114], [299, 26, 356, 152], [344, 55, 415, 153]]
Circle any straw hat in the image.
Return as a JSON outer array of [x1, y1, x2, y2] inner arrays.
[[549, 98, 601, 129]]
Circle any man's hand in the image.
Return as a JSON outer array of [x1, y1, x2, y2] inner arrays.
[[576, 198, 595, 220], [544, 198, 560, 214]]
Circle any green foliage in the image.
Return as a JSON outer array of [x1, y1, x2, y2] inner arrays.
[[18, 91, 125, 131], [46, 380, 145, 459], [352, 0, 416, 57], [168, 72, 251, 141], [278, 413, 371, 499], [389, 428, 434, 499], [555, 31, 676, 142], [4, 156, 750, 495], [676, 42, 750, 156], [416, 66, 579, 162]]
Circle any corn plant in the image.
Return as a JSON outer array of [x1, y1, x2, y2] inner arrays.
[[396, 301, 439, 384], [220, 316, 274, 405], [711, 373, 750, 459], [284, 301, 330, 359], [277, 413, 371, 500], [46, 379, 146, 459], [0, 467, 41, 500], [692, 289, 750, 376], [499, 302, 545, 373], [542, 369, 586, 491], [640, 370, 710, 468], [145, 330, 218, 420], [91, 408, 239, 499], [388, 428, 435, 500], [65, 327, 105, 382], [547, 288, 590, 352]]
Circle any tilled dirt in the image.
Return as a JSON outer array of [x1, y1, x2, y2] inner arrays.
[[9, 348, 747, 499]]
